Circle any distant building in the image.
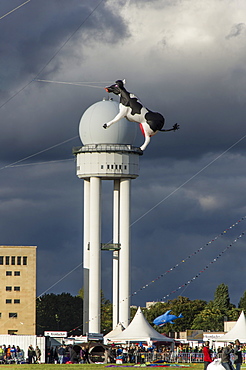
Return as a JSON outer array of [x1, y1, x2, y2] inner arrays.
[[0, 245, 36, 335], [146, 302, 158, 309], [224, 320, 236, 332]]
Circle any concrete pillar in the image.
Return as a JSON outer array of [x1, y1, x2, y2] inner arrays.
[[83, 179, 90, 334], [113, 179, 120, 328], [119, 178, 131, 327], [89, 177, 101, 333]]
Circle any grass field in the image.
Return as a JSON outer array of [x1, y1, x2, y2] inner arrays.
[[0, 364, 205, 370]]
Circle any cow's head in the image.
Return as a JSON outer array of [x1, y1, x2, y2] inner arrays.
[[105, 79, 125, 95]]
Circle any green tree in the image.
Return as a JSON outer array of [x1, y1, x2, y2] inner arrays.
[[146, 296, 206, 333], [213, 283, 231, 312], [191, 301, 224, 331], [226, 307, 241, 321], [130, 306, 138, 321], [239, 291, 246, 311], [36, 293, 83, 336], [191, 284, 237, 331], [101, 292, 112, 334]]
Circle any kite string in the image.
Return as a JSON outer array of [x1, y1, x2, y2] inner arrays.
[[0, 260, 82, 330], [37, 263, 82, 298], [34, 79, 110, 89], [8, 158, 74, 168], [0, 0, 105, 110], [0, 0, 31, 21], [131, 134, 246, 227], [80, 217, 246, 326], [128, 216, 246, 299], [160, 231, 245, 301], [0, 135, 78, 171], [82, 231, 246, 326]]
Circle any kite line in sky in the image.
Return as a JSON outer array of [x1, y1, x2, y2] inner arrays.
[[0, 0, 31, 21]]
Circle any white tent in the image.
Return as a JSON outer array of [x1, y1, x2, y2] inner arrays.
[[217, 311, 246, 342], [104, 322, 124, 339], [105, 307, 174, 344]]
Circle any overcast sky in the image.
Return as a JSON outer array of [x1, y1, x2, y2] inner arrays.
[[1, 0, 246, 319]]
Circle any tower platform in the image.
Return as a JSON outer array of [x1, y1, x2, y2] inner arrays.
[[74, 144, 142, 180]]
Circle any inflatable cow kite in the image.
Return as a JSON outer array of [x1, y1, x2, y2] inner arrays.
[[103, 80, 179, 151]]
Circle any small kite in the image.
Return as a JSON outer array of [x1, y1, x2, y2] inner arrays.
[[153, 310, 183, 326]]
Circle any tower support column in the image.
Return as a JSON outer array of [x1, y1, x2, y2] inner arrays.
[[83, 179, 90, 334], [89, 176, 101, 333], [119, 178, 131, 327], [113, 180, 120, 328]]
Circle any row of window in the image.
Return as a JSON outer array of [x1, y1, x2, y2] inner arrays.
[[0, 256, 27, 266], [103, 164, 128, 170], [0, 313, 18, 318], [6, 271, 20, 276], [6, 299, 20, 304], [6, 286, 20, 291], [77, 165, 128, 171]]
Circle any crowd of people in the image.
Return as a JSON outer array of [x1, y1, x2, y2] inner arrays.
[[0, 344, 41, 364], [0, 341, 245, 365], [46, 345, 88, 364]]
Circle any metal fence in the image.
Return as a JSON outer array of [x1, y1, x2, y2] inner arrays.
[[118, 351, 246, 364]]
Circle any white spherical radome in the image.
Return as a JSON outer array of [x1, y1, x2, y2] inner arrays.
[[79, 99, 137, 145]]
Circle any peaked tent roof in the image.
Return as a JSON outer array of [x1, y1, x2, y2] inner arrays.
[[106, 307, 174, 343], [217, 311, 246, 342], [104, 323, 124, 338]]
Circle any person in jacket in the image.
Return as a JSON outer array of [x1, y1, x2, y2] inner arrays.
[[35, 346, 41, 363], [203, 341, 212, 370], [58, 346, 66, 364], [234, 340, 242, 370], [27, 345, 35, 364], [221, 344, 234, 370]]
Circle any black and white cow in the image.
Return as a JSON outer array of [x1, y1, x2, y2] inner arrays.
[[103, 80, 179, 151]]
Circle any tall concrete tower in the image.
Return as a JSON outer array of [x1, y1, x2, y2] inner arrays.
[[74, 99, 141, 334]]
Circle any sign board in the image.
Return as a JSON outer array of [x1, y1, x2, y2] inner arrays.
[[44, 331, 67, 338], [88, 333, 103, 341], [203, 332, 225, 340], [186, 330, 203, 341]]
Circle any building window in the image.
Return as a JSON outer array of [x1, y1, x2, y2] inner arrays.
[[8, 330, 18, 334], [14, 286, 20, 291], [14, 271, 20, 276], [17, 256, 21, 265], [107, 165, 110, 169], [101, 165, 104, 169], [6, 271, 12, 276], [14, 299, 20, 304], [6, 286, 12, 291], [23, 257, 27, 265], [5, 256, 10, 265], [119, 165, 122, 170], [0, 256, 3, 265], [11, 256, 15, 265], [6, 299, 12, 304], [9, 313, 17, 318], [124, 165, 127, 170]]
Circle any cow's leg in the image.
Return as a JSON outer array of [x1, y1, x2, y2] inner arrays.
[[140, 135, 151, 151], [103, 105, 127, 129]]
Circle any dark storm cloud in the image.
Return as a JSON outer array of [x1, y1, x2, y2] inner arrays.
[[0, 0, 130, 100], [0, 0, 131, 162]]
